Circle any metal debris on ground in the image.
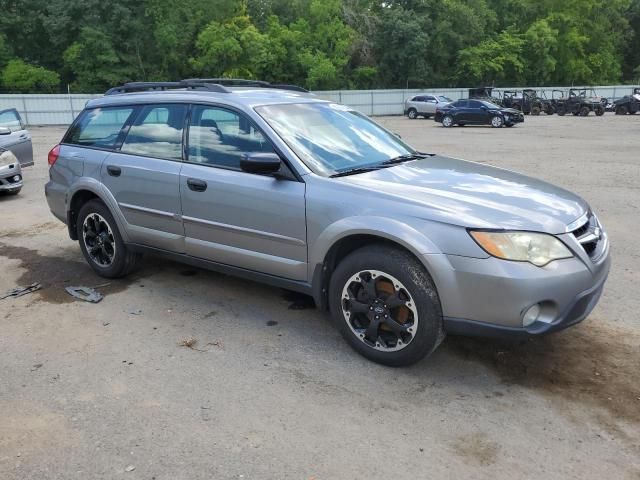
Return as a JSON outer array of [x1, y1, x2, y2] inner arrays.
[[0, 282, 41, 300], [64, 286, 103, 303]]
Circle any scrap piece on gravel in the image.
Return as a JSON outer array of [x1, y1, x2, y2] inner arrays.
[[0, 282, 41, 300], [65, 286, 103, 303]]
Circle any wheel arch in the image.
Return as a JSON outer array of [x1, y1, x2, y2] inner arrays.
[[66, 180, 128, 242], [310, 220, 442, 310]]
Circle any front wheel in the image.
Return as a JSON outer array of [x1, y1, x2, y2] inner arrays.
[[491, 115, 504, 128], [531, 106, 541, 116], [594, 106, 605, 116], [441, 115, 454, 127], [329, 245, 444, 366], [77, 199, 141, 278]]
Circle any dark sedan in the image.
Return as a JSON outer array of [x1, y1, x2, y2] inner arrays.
[[434, 99, 524, 128]]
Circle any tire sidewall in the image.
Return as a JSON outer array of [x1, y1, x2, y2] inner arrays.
[[442, 115, 453, 127], [77, 199, 129, 278], [491, 115, 504, 127], [329, 246, 443, 366], [408, 108, 417, 119]]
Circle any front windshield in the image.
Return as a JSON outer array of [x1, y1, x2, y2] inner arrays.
[[255, 102, 416, 175], [438, 96, 452, 102]]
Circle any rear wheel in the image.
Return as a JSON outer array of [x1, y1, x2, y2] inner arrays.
[[594, 105, 605, 116], [556, 106, 566, 116], [442, 115, 454, 127], [616, 105, 628, 115], [531, 106, 541, 116], [77, 199, 141, 278], [329, 245, 444, 366], [407, 108, 418, 119], [580, 106, 590, 116], [491, 115, 504, 128]]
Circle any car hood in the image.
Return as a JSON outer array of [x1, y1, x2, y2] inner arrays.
[[338, 156, 588, 233]]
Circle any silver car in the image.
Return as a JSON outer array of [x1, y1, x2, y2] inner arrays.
[[404, 94, 453, 119], [45, 80, 610, 366], [0, 108, 33, 195]]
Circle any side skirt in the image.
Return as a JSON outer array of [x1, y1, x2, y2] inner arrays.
[[127, 243, 315, 297]]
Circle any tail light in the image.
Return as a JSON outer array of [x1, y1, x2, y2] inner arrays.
[[47, 144, 60, 166]]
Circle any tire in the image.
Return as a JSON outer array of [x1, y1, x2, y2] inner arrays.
[[77, 199, 141, 278], [580, 106, 590, 116], [490, 115, 504, 128], [594, 106, 605, 116], [407, 108, 418, 119], [329, 244, 444, 366], [616, 105, 628, 115], [442, 115, 454, 127], [557, 106, 566, 116], [531, 106, 541, 116]]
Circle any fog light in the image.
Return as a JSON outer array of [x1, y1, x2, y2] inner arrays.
[[522, 304, 541, 327], [13, 175, 20, 181]]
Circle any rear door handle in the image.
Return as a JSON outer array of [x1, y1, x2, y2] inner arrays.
[[107, 165, 121, 177], [187, 178, 207, 192]]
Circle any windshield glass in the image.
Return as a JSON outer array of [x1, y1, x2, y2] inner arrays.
[[255, 102, 416, 175], [438, 96, 452, 102]]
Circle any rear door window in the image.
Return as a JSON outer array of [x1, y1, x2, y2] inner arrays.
[[121, 104, 188, 160], [65, 107, 135, 149]]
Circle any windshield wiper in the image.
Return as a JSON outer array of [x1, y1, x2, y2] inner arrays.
[[330, 166, 388, 178], [380, 152, 433, 165]]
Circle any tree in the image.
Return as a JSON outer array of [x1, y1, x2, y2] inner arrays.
[[63, 27, 130, 91], [457, 31, 525, 85], [1, 59, 60, 92]]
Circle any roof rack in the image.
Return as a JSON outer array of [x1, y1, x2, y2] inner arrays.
[[181, 78, 309, 93], [105, 81, 231, 96]]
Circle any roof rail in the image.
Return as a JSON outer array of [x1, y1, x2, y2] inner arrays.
[[182, 78, 309, 93], [105, 81, 231, 96]]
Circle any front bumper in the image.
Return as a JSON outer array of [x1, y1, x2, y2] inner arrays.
[[0, 163, 23, 191], [425, 237, 611, 339]]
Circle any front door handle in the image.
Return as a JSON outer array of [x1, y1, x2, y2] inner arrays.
[[107, 165, 121, 177], [187, 178, 207, 192]]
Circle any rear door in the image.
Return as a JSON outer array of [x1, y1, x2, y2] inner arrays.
[[179, 104, 307, 280], [100, 103, 188, 253], [466, 100, 487, 124], [423, 96, 438, 114], [0, 108, 33, 166]]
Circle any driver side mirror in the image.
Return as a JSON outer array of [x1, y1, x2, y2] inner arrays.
[[240, 152, 282, 175], [0, 127, 11, 135]]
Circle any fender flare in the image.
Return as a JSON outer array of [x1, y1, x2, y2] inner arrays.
[[66, 179, 131, 242]]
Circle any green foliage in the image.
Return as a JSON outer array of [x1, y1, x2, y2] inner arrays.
[[0, 0, 637, 91], [1, 59, 60, 92]]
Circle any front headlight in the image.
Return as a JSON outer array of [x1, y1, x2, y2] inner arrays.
[[469, 231, 573, 267]]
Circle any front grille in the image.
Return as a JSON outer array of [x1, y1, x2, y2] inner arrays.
[[570, 213, 603, 260]]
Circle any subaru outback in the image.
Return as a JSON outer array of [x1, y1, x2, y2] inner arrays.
[[45, 79, 610, 366]]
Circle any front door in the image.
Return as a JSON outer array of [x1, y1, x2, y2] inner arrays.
[[180, 105, 307, 280], [101, 103, 188, 253], [0, 109, 33, 166]]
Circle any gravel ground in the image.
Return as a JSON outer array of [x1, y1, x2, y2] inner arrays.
[[1, 115, 639, 479]]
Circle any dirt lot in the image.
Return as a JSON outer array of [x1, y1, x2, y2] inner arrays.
[[1, 116, 639, 479]]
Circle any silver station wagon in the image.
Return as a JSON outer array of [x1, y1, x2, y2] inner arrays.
[[45, 79, 610, 366]]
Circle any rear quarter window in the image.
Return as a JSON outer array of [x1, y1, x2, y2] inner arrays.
[[65, 107, 135, 149]]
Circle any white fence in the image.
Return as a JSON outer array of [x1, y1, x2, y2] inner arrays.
[[0, 85, 636, 125]]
